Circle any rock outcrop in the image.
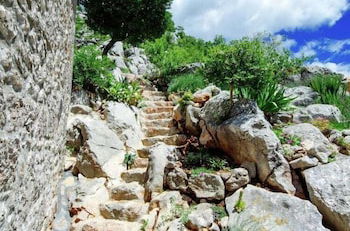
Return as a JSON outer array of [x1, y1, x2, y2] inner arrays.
[[0, 1, 75, 230], [293, 104, 342, 123], [303, 156, 350, 231], [226, 185, 329, 231], [200, 93, 295, 194], [285, 86, 318, 106]]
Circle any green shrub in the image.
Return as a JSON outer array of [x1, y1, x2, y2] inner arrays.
[[184, 149, 229, 171], [177, 92, 194, 108], [238, 83, 294, 114], [73, 45, 115, 91], [168, 73, 206, 93], [191, 167, 215, 176], [73, 45, 142, 106], [204, 36, 303, 98], [123, 153, 136, 170], [309, 74, 350, 126]]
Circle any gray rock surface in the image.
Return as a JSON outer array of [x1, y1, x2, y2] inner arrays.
[[283, 123, 335, 163], [226, 185, 329, 231], [185, 105, 201, 135], [166, 167, 188, 192], [104, 102, 143, 150], [110, 182, 144, 200], [303, 157, 350, 231], [100, 201, 144, 221], [71, 105, 92, 115], [289, 156, 319, 169], [225, 168, 250, 192], [285, 86, 318, 106], [188, 173, 225, 200], [0, 1, 75, 230], [294, 104, 342, 123], [186, 203, 215, 230], [192, 85, 221, 104], [200, 94, 295, 194], [144, 144, 179, 201]]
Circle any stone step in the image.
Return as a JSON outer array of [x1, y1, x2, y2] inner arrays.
[[143, 95, 167, 101], [110, 182, 144, 201], [141, 118, 174, 128], [100, 201, 145, 222], [121, 168, 147, 184], [142, 134, 187, 147], [142, 90, 165, 97], [142, 106, 174, 114], [131, 157, 149, 168], [143, 127, 178, 137], [143, 100, 173, 107], [142, 112, 173, 120]]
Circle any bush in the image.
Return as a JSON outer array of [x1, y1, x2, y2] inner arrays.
[[177, 92, 194, 108], [73, 45, 142, 106], [204, 36, 303, 96], [238, 83, 294, 114], [168, 73, 207, 93], [184, 149, 229, 171], [309, 74, 350, 127], [73, 45, 115, 92]]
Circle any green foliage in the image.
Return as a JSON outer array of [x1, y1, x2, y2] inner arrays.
[[123, 153, 137, 170], [190, 167, 215, 176], [75, 14, 110, 44], [83, 0, 172, 54], [273, 128, 301, 146], [238, 83, 295, 114], [330, 120, 350, 130], [204, 36, 303, 95], [73, 45, 142, 105], [212, 206, 228, 219], [107, 81, 142, 106], [140, 219, 148, 231], [178, 92, 194, 108], [142, 29, 212, 81], [328, 152, 337, 163], [234, 191, 246, 213], [168, 73, 207, 93], [309, 74, 350, 124], [73, 45, 115, 91], [184, 149, 229, 171]]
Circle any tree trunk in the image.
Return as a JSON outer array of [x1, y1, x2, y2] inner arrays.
[[102, 37, 117, 56]]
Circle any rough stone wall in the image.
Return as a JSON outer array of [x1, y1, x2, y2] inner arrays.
[[0, 1, 75, 230]]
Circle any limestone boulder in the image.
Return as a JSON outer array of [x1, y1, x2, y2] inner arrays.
[[186, 203, 215, 230], [70, 105, 92, 115], [192, 85, 221, 104], [283, 123, 335, 163], [188, 173, 225, 200], [293, 104, 342, 123], [225, 168, 250, 192], [110, 182, 144, 201], [200, 94, 295, 194], [71, 218, 140, 231], [100, 201, 145, 221], [303, 156, 350, 231], [104, 102, 143, 150], [67, 115, 125, 178], [284, 86, 318, 106], [185, 105, 201, 136], [166, 167, 188, 192], [289, 156, 319, 169], [144, 144, 179, 201], [226, 185, 329, 231]]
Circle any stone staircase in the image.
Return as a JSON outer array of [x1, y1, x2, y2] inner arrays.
[[96, 87, 187, 230]]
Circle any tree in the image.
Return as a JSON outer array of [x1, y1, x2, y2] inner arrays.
[[82, 0, 173, 55]]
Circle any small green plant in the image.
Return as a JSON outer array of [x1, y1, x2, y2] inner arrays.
[[312, 118, 331, 132], [140, 219, 148, 231], [234, 191, 246, 213], [212, 205, 228, 220], [106, 81, 143, 106], [120, 67, 130, 73], [168, 73, 207, 93], [184, 149, 229, 171], [123, 153, 136, 170], [208, 157, 229, 171], [328, 152, 337, 163], [330, 120, 350, 130], [178, 92, 193, 108], [273, 128, 301, 146], [191, 167, 215, 176]]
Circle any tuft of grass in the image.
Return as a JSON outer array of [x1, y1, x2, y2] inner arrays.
[[273, 128, 301, 146], [191, 167, 215, 176], [212, 206, 228, 219], [328, 152, 337, 163], [168, 73, 207, 93], [234, 191, 246, 213]]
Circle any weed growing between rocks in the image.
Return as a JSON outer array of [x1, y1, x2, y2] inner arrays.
[[123, 153, 136, 170], [273, 128, 301, 146], [234, 191, 246, 213]]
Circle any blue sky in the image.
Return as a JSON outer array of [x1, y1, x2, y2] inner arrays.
[[171, 0, 350, 75]]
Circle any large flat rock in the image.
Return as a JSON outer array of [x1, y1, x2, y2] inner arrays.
[[303, 156, 350, 231], [226, 185, 328, 231]]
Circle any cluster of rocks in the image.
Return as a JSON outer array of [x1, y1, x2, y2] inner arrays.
[[171, 82, 350, 230]]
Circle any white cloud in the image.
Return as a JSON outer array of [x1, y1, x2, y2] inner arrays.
[[322, 39, 350, 53], [295, 41, 319, 57], [310, 61, 350, 77], [171, 0, 349, 40]]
